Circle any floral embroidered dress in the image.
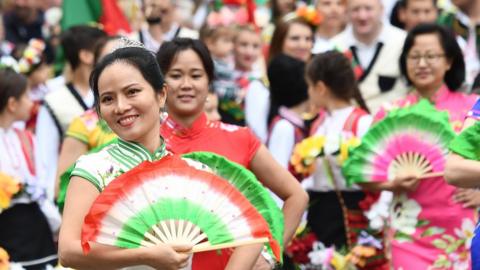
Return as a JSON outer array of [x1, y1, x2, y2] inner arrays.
[[374, 85, 478, 269], [66, 109, 116, 151], [71, 138, 167, 192]]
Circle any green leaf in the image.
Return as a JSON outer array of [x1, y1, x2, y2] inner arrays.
[[432, 239, 448, 249], [442, 234, 456, 243], [433, 255, 452, 268], [421, 227, 445, 237], [416, 220, 430, 227], [395, 231, 413, 242]]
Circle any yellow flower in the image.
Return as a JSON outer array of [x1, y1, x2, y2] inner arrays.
[[0, 172, 21, 210], [290, 136, 326, 176], [346, 246, 376, 267], [0, 247, 9, 270], [331, 251, 348, 269], [338, 137, 361, 164]]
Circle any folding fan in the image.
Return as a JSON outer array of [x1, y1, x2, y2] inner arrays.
[[449, 121, 480, 161], [342, 100, 456, 185], [81, 154, 283, 262]]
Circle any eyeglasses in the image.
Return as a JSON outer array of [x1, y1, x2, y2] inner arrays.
[[407, 53, 445, 64]]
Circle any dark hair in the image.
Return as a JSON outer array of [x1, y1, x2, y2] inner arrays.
[[157, 38, 215, 83], [271, 0, 296, 22], [400, 23, 465, 91], [90, 47, 165, 112], [61, 25, 106, 70], [399, 0, 437, 8], [269, 18, 313, 63], [0, 68, 28, 113], [267, 53, 309, 122], [306, 51, 369, 112], [93, 35, 121, 64]]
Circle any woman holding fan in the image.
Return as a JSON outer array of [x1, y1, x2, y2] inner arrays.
[[157, 38, 308, 270], [59, 47, 192, 270], [353, 24, 477, 269]]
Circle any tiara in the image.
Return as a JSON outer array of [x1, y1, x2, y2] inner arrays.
[[18, 38, 46, 74], [110, 36, 146, 53], [283, 4, 323, 26], [0, 56, 20, 73]]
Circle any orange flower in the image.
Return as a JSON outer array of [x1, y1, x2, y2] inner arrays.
[[0, 172, 21, 210]]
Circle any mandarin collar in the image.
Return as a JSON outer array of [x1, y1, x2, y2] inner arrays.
[[164, 113, 208, 138], [117, 137, 167, 162]]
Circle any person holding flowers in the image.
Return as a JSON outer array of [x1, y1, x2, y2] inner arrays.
[[0, 58, 57, 269], [295, 51, 371, 253]]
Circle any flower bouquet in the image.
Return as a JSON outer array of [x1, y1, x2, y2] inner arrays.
[[290, 136, 361, 178]]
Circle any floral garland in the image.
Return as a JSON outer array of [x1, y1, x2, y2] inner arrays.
[[290, 135, 360, 178], [283, 4, 323, 27]]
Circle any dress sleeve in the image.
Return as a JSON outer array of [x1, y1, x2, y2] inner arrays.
[[70, 155, 102, 192], [65, 115, 89, 144]]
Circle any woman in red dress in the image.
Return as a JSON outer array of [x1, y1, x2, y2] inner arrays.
[[157, 38, 308, 270]]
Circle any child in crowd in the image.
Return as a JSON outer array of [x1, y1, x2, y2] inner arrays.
[[0, 58, 57, 269], [14, 39, 52, 132], [303, 51, 371, 249]]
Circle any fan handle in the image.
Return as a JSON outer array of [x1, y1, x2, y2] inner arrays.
[[418, 171, 444, 180], [191, 237, 270, 253]]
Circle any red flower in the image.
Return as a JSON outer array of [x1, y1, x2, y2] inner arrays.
[[286, 232, 317, 264]]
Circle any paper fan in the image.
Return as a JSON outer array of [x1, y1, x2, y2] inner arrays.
[[81, 155, 282, 262], [343, 100, 455, 185], [449, 121, 480, 160], [182, 152, 284, 256]]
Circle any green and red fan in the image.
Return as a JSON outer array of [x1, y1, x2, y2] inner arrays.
[[449, 121, 480, 160], [342, 100, 456, 185], [81, 153, 283, 262]]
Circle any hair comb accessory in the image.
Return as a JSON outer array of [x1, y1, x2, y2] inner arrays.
[[0, 56, 20, 73], [283, 4, 323, 26]]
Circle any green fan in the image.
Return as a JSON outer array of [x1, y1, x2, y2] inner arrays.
[[343, 100, 456, 185], [449, 121, 480, 160]]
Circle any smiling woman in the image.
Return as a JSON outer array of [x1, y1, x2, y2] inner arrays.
[[157, 38, 308, 270], [58, 47, 193, 270]]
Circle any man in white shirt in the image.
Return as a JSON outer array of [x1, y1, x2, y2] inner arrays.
[[332, 0, 408, 113], [136, 0, 198, 53]]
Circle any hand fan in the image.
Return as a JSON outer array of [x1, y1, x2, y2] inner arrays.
[[342, 100, 456, 185], [182, 152, 284, 246], [81, 155, 282, 262], [449, 121, 480, 160]]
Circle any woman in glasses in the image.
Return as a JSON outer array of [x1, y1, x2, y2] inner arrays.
[[358, 23, 478, 269]]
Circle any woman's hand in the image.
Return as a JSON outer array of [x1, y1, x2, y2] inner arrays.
[[454, 188, 480, 208], [391, 174, 420, 193], [144, 243, 192, 270]]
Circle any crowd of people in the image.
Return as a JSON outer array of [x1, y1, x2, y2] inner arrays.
[[0, 0, 479, 269]]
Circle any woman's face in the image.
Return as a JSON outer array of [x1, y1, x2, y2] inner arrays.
[[406, 33, 451, 93], [97, 62, 166, 144], [164, 49, 210, 119], [316, 0, 346, 30], [234, 30, 262, 71], [282, 22, 313, 62]]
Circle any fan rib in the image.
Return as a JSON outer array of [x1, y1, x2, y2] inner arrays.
[[192, 237, 269, 253]]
